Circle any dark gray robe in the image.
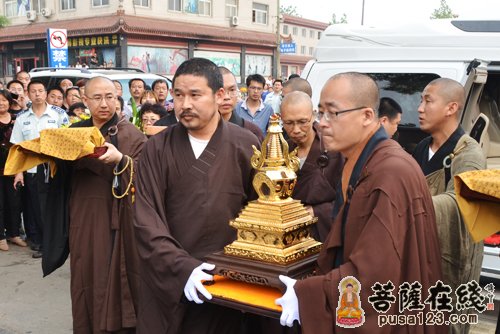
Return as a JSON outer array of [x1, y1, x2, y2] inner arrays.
[[134, 118, 259, 334]]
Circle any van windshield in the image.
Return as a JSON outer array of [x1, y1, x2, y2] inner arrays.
[[369, 73, 441, 128]]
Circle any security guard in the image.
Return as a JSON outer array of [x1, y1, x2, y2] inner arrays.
[[10, 80, 69, 258]]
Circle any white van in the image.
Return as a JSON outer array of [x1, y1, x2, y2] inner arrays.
[[301, 20, 500, 280]]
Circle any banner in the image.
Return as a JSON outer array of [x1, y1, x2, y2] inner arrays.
[[47, 28, 68, 68]]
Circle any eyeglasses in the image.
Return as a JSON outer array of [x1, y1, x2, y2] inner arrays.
[[317, 106, 367, 122], [224, 88, 240, 98], [86, 95, 116, 104], [282, 115, 314, 128]]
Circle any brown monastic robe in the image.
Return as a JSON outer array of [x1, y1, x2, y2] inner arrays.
[[134, 118, 259, 334], [289, 127, 344, 241], [69, 115, 146, 333], [294, 139, 444, 334]]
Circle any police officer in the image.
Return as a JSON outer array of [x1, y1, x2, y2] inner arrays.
[[10, 80, 69, 258]]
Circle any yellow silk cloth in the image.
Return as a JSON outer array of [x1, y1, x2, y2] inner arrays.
[[454, 169, 500, 242], [4, 127, 105, 177], [205, 275, 282, 312]]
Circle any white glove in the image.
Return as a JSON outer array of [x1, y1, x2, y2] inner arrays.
[[183, 263, 215, 304], [275, 275, 300, 327]]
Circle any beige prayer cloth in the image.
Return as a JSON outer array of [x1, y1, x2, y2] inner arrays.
[[454, 169, 500, 242], [4, 127, 106, 177]]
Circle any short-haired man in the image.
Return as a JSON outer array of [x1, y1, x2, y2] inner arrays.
[[15, 70, 30, 94], [47, 76, 146, 332], [276, 72, 443, 333], [282, 77, 313, 98], [10, 80, 69, 258], [59, 78, 73, 93], [128, 78, 146, 107], [235, 73, 274, 135], [64, 86, 81, 110], [218, 66, 264, 141], [6, 80, 28, 113], [263, 79, 283, 114], [46, 86, 64, 108], [134, 58, 259, 333], [378, 97, 402, 138], [413, 77, 485, 334], [280, 91, 343, 241], [152, 79, 174, 112]]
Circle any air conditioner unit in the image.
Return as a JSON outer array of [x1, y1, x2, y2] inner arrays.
[[41, 8, 52, 17], [230, 16, 239, 27], [26, 10, 37, 22]]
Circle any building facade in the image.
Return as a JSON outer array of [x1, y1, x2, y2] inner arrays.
[[0, 0, 279, 83], [279, 14, 328, 78]]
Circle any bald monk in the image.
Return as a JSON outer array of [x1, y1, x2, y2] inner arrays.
[[413, 78, 485, 334], [282, 77, 313, 98], [281, 91, 343, 241]]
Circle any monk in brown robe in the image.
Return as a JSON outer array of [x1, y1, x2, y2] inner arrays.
[[42, 77, 146, 333], [276, 72, 444, 333], [281, 91, 343, 242], [133, 58, 259, 333]]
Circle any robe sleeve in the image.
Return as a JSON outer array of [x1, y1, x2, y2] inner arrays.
[[295, 189, 415, 334], [133, 134, 202, 306]]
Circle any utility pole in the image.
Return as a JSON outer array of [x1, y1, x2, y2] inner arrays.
[[361, 0, 365, 25]]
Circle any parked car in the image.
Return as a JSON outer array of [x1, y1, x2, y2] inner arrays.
[[29, 67, 172, 103], [302, 19, 500, 281]]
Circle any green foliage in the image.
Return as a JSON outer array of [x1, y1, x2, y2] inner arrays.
[[280, 5, 301, 17], [430, 0, 458, 19], [329, 13, 348, 25], [0, 16, 10, 28]]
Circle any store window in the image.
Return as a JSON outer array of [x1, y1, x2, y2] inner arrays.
[[252, 3, 268, 24], [198, 0, 211, 15], [92, 0, 109, 7], [225, 0, 237, 18], [133, 0, 150, 6], [61, 0, 76, 10]]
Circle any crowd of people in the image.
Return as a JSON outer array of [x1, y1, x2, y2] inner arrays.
[[0, 58, 497, 334]]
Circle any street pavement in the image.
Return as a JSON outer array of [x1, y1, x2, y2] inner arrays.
[[0, 243, 498, 333]]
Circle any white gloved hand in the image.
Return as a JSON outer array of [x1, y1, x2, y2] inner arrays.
[[183, 263, 215, 304], [275, 275, 300, 327]]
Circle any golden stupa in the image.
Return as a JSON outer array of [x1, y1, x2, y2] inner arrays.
[[206, 114, 321, 288]]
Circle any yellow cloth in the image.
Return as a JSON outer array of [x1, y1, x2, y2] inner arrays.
[[4, 127, 106, 177], [205, 275, 282, 312], [454, 169, 500, 242]]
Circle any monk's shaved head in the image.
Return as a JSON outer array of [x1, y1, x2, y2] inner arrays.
[[282, 78, 312, 98], [427, 78, 465, 116], [281, 91, 313, 114], [327, 72, 379, 111]]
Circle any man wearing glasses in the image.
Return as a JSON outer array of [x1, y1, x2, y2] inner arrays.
[[235, 73, 274, 135], [280, 91, 343, 242], [276, 72, 443, 333]]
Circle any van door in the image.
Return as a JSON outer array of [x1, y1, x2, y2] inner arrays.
[[461, 59, 488, 132]]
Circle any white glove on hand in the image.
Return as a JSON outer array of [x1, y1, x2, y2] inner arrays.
[[275, 275, 300, 327], [183, 263, 215, 304]]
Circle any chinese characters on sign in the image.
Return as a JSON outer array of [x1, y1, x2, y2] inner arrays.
[[280, 43, 296, 54], [47, 28, 68, 68], [67, 35, 119, 48]]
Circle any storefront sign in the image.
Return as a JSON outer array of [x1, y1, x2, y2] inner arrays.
[[68, 35, 119, 48], [280, 43, 296, 54], [47, 28, 68, 68]]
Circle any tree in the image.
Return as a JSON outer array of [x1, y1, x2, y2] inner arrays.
[[280, 5, 301, 17], [0, 16, 10, 28], [329, 13, 348, 25], [430, 0, 458, 19]]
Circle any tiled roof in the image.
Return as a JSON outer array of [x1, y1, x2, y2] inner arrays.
[[283, 14, 329, 30], [0, 13, 277, 46]]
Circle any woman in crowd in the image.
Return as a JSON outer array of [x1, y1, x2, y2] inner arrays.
[[0, 90, 25, 251], [140, 102, 167, 134], [139, 90, 159, 106]]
